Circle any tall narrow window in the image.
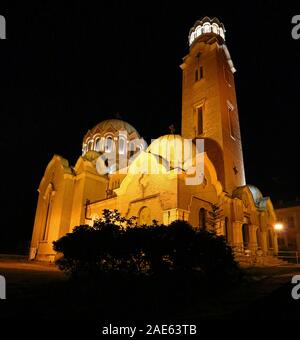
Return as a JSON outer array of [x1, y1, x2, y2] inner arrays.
[[199, 66, 204, 79], [118, 137, 126, 155], [195, 53, 201, 82], [95, 138, 101, 152], [228, 105, 235, 139], [203, 23, 211, 33], [197, 106, 203, 135], [105, 136, 113, 152]]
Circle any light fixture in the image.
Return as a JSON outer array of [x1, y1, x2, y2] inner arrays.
[[274, 223, 284, 231]]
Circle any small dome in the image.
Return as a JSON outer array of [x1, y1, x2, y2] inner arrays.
[[147, 134, 197, 170], [248, 185, 263, 204], [233, 185, 265, 208], [88, 119, 139, 137]]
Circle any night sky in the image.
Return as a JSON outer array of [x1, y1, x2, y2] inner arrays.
[[1, 1, 300, 252]]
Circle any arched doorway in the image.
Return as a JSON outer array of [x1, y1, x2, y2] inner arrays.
[[138, 206, 151, 226], [242, 223, 249, 249]]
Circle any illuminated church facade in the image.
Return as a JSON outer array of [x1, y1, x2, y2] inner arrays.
[[30, 17, 278, 262]]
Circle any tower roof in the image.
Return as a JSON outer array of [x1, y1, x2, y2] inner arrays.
[[188, 16, 225, 46]]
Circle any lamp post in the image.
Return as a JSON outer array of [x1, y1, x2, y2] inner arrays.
[[274, 222, 285, 255], [274, 222, 284, 231]]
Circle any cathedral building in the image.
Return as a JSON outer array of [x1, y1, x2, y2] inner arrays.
[[30, 17, 278, 262]]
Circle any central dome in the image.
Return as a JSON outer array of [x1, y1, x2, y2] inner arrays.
[[89, 119, 139, 136], [82, 119, 141, 155]]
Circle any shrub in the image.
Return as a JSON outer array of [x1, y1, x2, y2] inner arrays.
[[53, 210, 241, 285]]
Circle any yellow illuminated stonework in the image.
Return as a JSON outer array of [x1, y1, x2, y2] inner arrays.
[[30, 17, 278, 262]]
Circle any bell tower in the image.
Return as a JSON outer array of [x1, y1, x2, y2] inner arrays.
[[181, 17, 246, 194]]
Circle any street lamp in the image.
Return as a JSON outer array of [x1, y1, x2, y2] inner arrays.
[[274, 222, 284, 231]]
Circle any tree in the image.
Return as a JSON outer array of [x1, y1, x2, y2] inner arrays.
[[207, 203, 223, 233]]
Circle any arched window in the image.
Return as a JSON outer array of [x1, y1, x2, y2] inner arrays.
[[219, 27, 225, 39], [196, 26, 202, 37], [199, 208, 206, 229], [212, 23, 219, 34], [138, 206, 151, 226], [88, 140, 93, 151], [189, 32, 195, 45], [203, 23, 211, 33], [105, 136, 113, 153], [118, 137, 126, 155], [95, 138, 101, 152]]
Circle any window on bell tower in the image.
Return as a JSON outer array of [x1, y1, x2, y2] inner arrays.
[[195, 53, 203, 82], [199, 66, 204, 79], [197, 106, 203, 135], [195, 67, 204, 82]]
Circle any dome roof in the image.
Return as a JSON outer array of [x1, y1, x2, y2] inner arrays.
[[83, 119, 140, 142], [147, 134, 197, 170], [82, 119, 141, 156], [233, 185, 266, 209], [189, 16, 226, 46], [248, 185, 263, 204]]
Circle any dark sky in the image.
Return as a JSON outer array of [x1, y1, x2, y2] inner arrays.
[[1, 1, 300, 252]]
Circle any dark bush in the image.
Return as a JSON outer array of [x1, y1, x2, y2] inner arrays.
[[53, 210, 241, 286]]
